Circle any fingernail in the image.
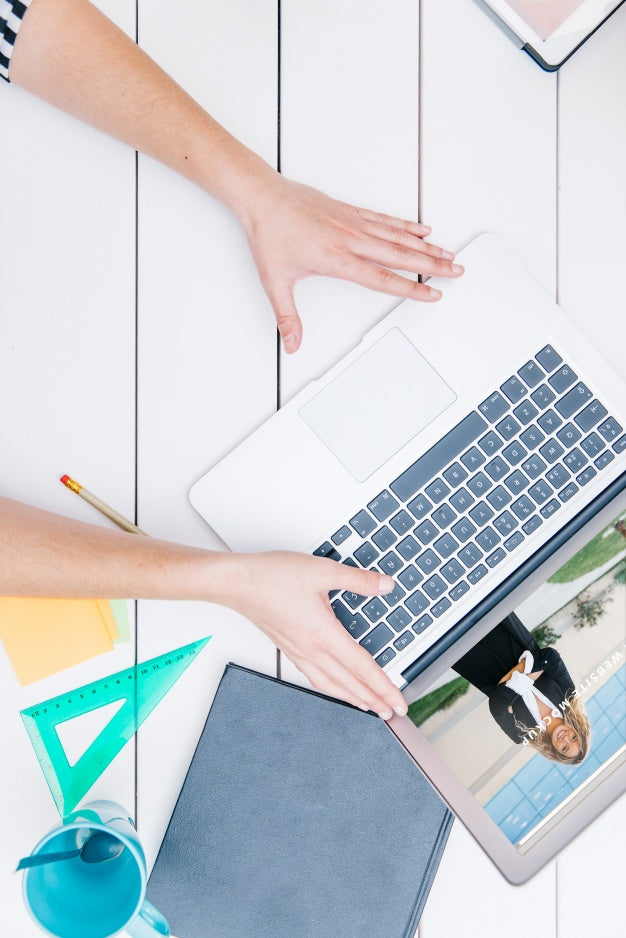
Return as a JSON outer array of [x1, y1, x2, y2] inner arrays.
[[428, 287, 442, 300], [283, 335, 297, 353], [442, 250, 455, 260], [379, 710, 393, 721], [420, 224, 432, 234], [394, 704, 408, 717], [378, 575, 394, 593], [451, 264, 464, 274]]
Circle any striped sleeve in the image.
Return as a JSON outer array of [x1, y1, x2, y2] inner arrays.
[[1, 0, 30, 82]]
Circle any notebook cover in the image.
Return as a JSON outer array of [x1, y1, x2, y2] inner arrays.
[[147, 664, 453, 938]]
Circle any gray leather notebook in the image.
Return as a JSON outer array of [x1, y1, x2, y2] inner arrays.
[[147, 664, 452, 938]]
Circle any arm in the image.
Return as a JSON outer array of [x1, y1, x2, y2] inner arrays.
[[8, 0, 463, 353], [540, 647, 576, 699], [0, 497, 407, 720], [488, 685, 523, 743]]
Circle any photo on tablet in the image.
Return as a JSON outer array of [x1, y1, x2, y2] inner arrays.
[[506, 0, 586, 39], [409, 510, 626, 851]]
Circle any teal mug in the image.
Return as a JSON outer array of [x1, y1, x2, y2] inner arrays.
[[21, 800, 170, 938]]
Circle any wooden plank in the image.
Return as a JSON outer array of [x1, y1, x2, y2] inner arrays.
[[416, 0, 559, 933], [280, 0, 421, 398], [0, 1, 136, 932], [555, 7, 626, 932], [135, 0, 279, 868]]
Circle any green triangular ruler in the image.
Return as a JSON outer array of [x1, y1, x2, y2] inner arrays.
[[20, 636, 210, 818]]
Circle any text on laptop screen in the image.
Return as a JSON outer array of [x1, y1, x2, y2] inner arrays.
[[409, 508, 626, 851]]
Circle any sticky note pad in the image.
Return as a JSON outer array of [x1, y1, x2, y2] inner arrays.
[[0, 597, 117, 686]]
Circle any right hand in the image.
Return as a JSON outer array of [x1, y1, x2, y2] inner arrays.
[[217, 550, 408, 720]]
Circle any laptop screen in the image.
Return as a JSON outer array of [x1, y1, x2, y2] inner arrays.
[[408, 507, 626, 852]]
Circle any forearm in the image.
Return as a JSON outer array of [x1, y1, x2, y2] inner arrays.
[[8, 0, 275, 219], [0, 496, 233, 601]]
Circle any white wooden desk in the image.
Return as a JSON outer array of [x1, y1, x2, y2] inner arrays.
[[1, 1, 625, 935]]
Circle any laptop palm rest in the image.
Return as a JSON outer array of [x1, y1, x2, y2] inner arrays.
[[299, 327, 457, 482]]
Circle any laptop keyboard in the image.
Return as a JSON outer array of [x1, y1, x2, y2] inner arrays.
[[313, 344, 625, 671]]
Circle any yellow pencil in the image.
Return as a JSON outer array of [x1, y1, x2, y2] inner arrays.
[[60, 475, 147, 536]]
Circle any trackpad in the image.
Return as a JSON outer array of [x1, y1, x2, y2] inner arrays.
[[299, 328, 457, 482]]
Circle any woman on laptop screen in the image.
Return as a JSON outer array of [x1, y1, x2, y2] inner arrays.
[[452, 614, 591, 764]]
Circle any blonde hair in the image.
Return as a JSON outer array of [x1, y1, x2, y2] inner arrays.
[[516, 694, 591, 764]]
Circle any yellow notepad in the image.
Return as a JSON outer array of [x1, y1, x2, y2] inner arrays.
[[0, 597, 124, 686]]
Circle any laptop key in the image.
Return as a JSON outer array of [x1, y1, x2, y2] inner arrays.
[[518, 360, 545, 388], [496, 416, 521, 442], [558, 483, 578, 503], [313, 541, 342, 561], [487, 485, 512, 510], [441, 559, 465, 584], [557, 422, 582, 447], [485, 455, 510, 481], [354, 542, 379, 567], [529, 480, 553, 504], [450, 581, 470, 601], [405, 590, 429, 616], [449, 487, 474, 512], [415, 520, 439, 545], [443, 462, 468, 488], [451, 518, 477, 543], [387, 606, 412, 632], [458, 543, 484, 568], [342, 557, 357, 568], [461, 446, 486, 470], [381, 582, 406, 608], [407, 494, 433, 521], [431, 598, 452, 618], [531, 384, 556, 410], [549, 365, 577, 393], [389, 509, 414, 534], [522, 514, 542, 535], [423, 574, 447, 600], [537, 409, 562, 433], [486, 547, 506, 567], [563, 448, 587, 473], [432, 504, 457, 529], [469, 501, 494, 527], [504, 470, 530, 495], [556, 383, 592, 419], [501, 376, 528, 403], [398, 564, 422, 589], [575, 400, 607, 432], [594, 450, 615, 470], [546, 464, 570, 489], [372, 525, 397, 551], [520, 425, 545, 450], [613, 434, 626, 454], [425, 479, 451, 504], [343, 590, 366, 610], [349, 509, 377, 538], [467, 564, 488, 584], [367, 490, 400, 522], [540, 498, 561, 518], [478, 391, 510, 423], [539, 439, 565, 464], [396, 535, 420, 560], [576, 466, 597, 487], [375, 647, 397, 667], [598, 417, 623, 442], [393, 630, 415, 652], [522, 454, 547, 480], [513, 400, 539, 425], [331, 525, 352, 546], [504, 531, 525, 552], [433, 532, 460, 559], [479, 431, 504, 456], [415, 549, 441, 574], [331, 601, 369, 638], [362, 598, 387, 623], [360, 623, 394, 656], [476, 526, 501, 552], [391, 411, 488, 501], [580, 432, 603, 457], [467, 471, 492, 497], [412, 614, 433, 634], [511, 495, 534, 520], [493, 511, 518, 536], [536, 345, 563, 373], [379, 551, 403, 576], [502, 441, 528, 465]]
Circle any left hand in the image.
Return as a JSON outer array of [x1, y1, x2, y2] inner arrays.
[[241, 175, 464, 353]]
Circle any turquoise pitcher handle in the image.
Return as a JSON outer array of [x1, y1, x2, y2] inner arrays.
[[127, 899, 170, 938]]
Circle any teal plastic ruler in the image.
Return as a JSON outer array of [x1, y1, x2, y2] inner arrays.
[[20, 636, 210, 818]]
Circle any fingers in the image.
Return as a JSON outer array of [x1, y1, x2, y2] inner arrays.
[[335, 257, 444, 302], [354, 206, 433, 239], [332, 563, 394, 598], [265, 280, 303, 353], [352, 234, 464, 280]]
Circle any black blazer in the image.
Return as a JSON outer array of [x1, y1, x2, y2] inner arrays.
[[488, 647, 576, 743]]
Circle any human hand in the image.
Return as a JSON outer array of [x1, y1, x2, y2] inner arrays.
[[240, 174, 464, 353], [218, 550, 408, 719]]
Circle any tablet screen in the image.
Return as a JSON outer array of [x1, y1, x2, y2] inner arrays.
[[507, 0, 586, 38], [409, 508, 626, 851]]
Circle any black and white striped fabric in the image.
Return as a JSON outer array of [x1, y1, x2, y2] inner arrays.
[[1, 0, 30, 82]]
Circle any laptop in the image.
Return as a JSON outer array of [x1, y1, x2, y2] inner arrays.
[[190, 233, 626, 882]]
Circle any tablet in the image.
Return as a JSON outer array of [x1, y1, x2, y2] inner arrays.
[[476, 0, 625, 69], [388, 474, 626, 883]]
